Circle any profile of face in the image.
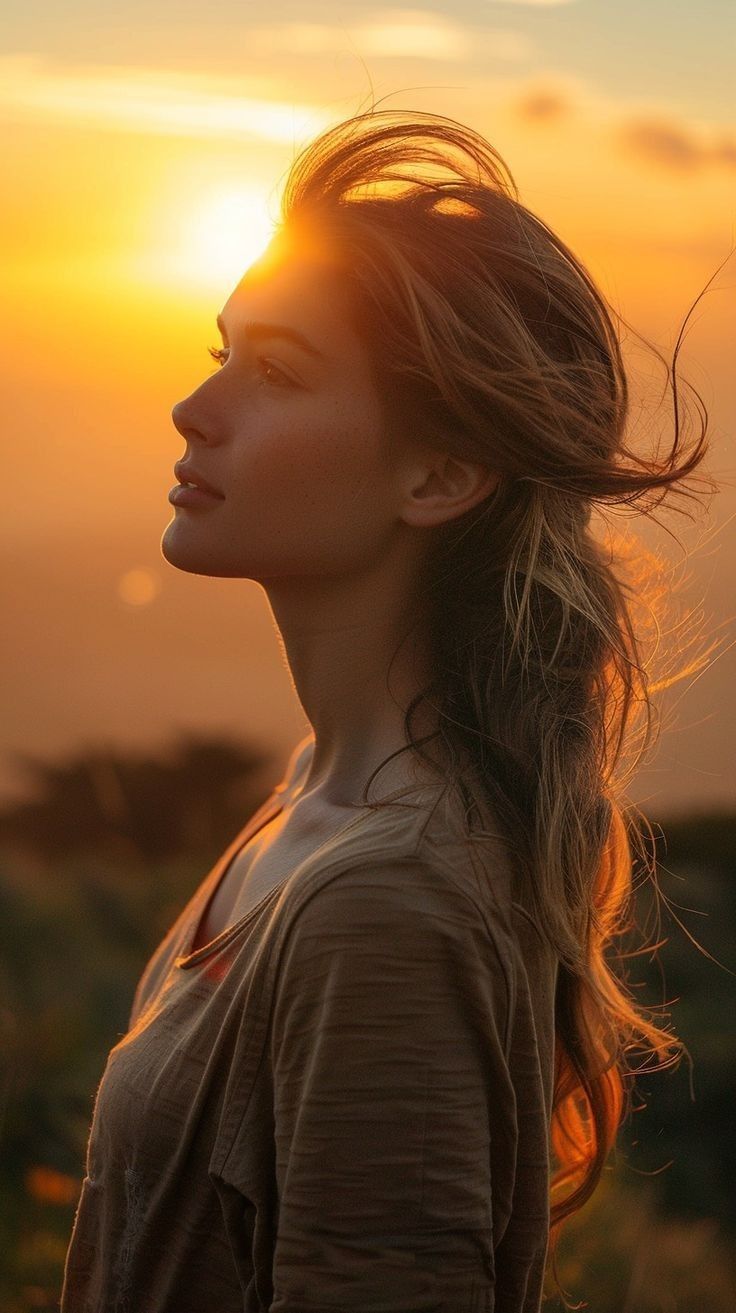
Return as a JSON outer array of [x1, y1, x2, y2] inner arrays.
[[162, 229, 414, 584]]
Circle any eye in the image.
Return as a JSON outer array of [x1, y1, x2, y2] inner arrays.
[[206, 345, 291, 387]]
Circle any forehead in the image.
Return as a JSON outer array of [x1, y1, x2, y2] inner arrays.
[[221, 241, 362, 366]]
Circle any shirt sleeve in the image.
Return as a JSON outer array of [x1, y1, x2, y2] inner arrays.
[[267, 858, 516, 1313]]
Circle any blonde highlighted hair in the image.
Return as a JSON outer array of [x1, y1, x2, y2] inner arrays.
[[273, 105, 724, 1303]]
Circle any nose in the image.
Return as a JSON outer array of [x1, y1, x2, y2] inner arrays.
[[171, 397, 192, 438], [171, 392, 219, 447]]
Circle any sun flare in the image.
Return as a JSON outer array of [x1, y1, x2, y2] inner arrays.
[[183, 185, 278, 289], [138, 182, 279, 293]]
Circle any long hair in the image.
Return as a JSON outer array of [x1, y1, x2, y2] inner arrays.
[[272, 105, 724, 1301]]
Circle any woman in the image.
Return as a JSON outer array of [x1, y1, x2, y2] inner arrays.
[[60, 107, 717, 1312]]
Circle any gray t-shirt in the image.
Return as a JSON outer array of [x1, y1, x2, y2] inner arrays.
[[60, 770, 558, 1312]]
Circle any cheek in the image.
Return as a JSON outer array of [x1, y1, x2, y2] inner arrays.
[[228, 399, 395, 565], [239, 395, 387, 504]]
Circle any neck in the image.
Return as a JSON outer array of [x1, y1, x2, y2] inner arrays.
[[261, 559, 441, 809]]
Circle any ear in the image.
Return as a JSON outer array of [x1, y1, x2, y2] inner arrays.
[[400, 453, 500, 529]]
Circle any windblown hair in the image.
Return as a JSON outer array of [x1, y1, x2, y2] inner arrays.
[[273, 106, 723, 1302]]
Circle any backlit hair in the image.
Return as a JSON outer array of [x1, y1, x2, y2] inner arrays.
[[272, 105, 724, 1304]]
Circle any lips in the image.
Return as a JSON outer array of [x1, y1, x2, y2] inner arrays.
[[173, 462, 224, 498]]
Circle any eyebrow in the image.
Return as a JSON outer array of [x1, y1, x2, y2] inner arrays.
[[216, 314, 324, 361]]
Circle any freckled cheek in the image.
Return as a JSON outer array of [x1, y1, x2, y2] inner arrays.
[[229, 414, 382, 510]]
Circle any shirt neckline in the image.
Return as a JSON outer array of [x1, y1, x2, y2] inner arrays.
[[174, 797, 377, 969]]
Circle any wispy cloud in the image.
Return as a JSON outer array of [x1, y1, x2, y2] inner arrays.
[[355, 12, 469, 60], [511, 77, 736, 175], [0, 54, 331, 142], [248, 11, 531, 63], [5, 50, 732, 181], [617, 114, 736, 172], [514, 85, 573, 122]]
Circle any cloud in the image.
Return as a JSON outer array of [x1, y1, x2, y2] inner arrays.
[[713, 136, 736, 167], [248, 11, 531, 64], [514, 85, 573, 122], [247, 13, 469, 62], [510, 75, 736, 176], [5, 50, 732, 183], [0, 53, 332, 142], [617, 115, 736, 172], [352, 11, 471, 61]]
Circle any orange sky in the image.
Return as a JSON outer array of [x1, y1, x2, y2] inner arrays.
[[2, 37, 734, 816]]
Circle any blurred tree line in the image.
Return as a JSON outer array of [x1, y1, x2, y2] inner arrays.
[[0, 733, 279, 868], [0, 735, 733, 1311]]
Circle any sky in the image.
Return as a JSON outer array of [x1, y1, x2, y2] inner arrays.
[[2, 0, 735, 816]]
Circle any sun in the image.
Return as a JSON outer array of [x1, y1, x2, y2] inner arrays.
[[185, 185, 278, 290], [142, 182, 278, 293]]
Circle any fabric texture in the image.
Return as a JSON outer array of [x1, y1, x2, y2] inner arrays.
[[60, 745, 559, 1312]]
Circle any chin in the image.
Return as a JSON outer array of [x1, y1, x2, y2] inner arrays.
[[159, 523, 260, 580], [160, 523, 223, 577]]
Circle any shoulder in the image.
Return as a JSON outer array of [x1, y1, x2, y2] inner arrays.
[[281, 852, 492, 938], [269, 852, 516, 1054]]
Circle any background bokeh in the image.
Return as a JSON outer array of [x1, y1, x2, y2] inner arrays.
[[1, 3, 734, 1309]]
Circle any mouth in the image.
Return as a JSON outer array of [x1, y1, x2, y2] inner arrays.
[[173, 461, 225, 498], [168, 483, 225, 509]]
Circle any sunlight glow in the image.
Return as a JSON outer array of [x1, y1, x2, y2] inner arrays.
[[130, 183, 280, 292], [185, 187, 277, 288]]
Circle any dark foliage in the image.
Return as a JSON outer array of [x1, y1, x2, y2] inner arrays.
[[0, 732, 280, 867], [0, 738, 733, 1309]]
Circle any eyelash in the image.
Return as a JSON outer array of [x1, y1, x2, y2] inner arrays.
[[207, 345, 290, 387]]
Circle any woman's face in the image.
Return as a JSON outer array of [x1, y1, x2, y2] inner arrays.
[[162, 235, 406, 581]]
